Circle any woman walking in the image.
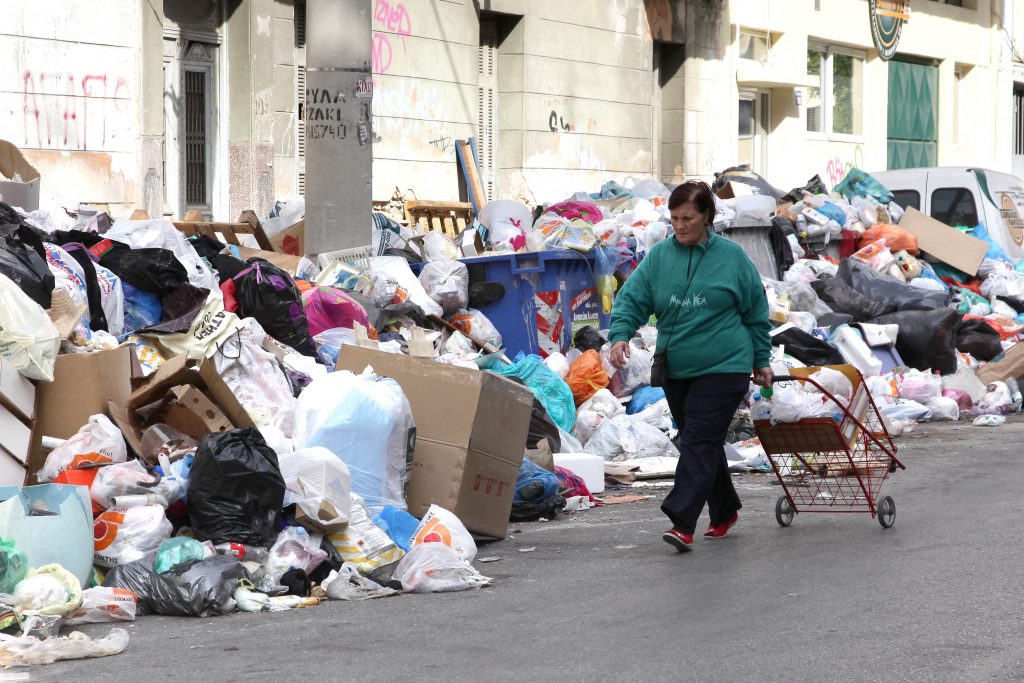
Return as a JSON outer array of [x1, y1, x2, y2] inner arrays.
[[608, 180, 772, 552]]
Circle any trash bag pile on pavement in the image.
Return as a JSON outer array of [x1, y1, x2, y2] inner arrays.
[[1, 163, 1024, 665]]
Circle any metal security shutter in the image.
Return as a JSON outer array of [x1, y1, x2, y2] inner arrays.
[[296, 0, 307, 196], [477, 20, 497, 201], [184, 70, 207, 206], [887, 60, 938, 170]]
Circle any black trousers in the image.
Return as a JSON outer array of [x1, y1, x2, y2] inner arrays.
[[660, 373, 749, 534]]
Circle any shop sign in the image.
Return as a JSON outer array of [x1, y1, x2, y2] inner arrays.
[[869, 0, 910, 61]]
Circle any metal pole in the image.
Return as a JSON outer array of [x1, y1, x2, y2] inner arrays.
[[305, 0, 373, 254]]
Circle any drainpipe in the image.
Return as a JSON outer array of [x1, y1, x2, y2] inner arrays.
[[304, 0, 373, 254]]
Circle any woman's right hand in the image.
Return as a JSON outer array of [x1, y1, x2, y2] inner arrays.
[[610, 340, 631, 370]]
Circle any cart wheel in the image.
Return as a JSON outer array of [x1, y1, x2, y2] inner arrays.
[[877, 496, 896, 529], [775, 495, 794, 527]]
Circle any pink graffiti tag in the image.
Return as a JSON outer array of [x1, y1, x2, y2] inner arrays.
[[372, 0, 412, 73], [372, 34, 393, 74]]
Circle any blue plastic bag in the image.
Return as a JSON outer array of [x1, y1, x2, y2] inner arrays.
[[154, 453, 195, 503], [487, 353, 576, 431], [513, 459, 559, 504], [967, 223, 1014, 264], [122, 282, 163, 335], [627, 386, 666, 414], [372, 506, 419, 552]]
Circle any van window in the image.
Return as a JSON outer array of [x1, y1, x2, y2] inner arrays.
[[890, 190, 920, 211], [931, 187, 979, 227]]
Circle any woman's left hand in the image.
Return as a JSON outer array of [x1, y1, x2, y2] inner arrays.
[[752, 366, 773, 387]]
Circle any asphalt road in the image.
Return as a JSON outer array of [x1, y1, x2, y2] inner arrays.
[[21, 419, 1024, 682]]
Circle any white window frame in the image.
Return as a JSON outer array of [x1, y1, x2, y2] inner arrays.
[[737, 29, 771, 63], [806, 42, 866, 144]]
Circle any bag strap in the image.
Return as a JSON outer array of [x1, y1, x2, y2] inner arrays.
[[654, 239, 710, 353]]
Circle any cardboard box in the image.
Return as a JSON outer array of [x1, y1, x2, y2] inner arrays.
[[976, 342, 1024, 385], [0, 357, 35, 424], [231, 246, 306, 276], [898, 207, 989, 276], [0, 404, 30, 486], [0, 140, 40, 211], [108, 355, 255, 462], [270, 219, 305, 256], [456, 228, 484, 257], [335, 347, 533, 539], [152, 385, 235, 443], [29, 346, 137, 481]]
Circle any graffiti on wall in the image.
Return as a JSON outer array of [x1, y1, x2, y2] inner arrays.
[[21, 71, 129, 150], [372, 0, 412, 75], [824, 145, 865, 189]]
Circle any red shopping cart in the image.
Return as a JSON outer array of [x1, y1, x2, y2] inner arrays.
[[753, 365, 906, 528]]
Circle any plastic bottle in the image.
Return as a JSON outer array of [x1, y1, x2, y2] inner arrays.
[[214, 542, 269, 563]]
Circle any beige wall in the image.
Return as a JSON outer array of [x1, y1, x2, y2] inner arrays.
[[0, 0, 140, 214]]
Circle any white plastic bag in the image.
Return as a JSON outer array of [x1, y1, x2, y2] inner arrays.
[[418, 259, 469, 315], [38, 414, 128, 483], [610, 342, 652, 397], [396, 543, 491, 593], [979, 381, 1012, 409], [322, 565, 399, 601], [140, 292, 245, 360], [583, 414, 677, 461], [213, 318, 297, 438], [279, 447, 352, 533], [4, 565, 83, 618], [409, 505, 477, 563], [480, 200, 532, 252], [370, 255, 443, 317], [448, 308, 502, 349], [94, 264, 126, 338], [93, 505, 172, 568], [876, 395, 932, 422], [806, 367, 854, 400], [43, 242, 89, 315], [924, 396, 960, 422], [90, 460, 159, 510], [769, 385, 815, 423], [420, 231, 460, 262], [263, 527, 328, 583], [635, 398, 673, 432], [107, 218, 220, 293], [543, 352, 570, 378], [574, 389, 624, 444], [294, 369, 415, 514], [0, 272, 60, 381], [0, 628, 129, 666], [64, 587, 137, 625]]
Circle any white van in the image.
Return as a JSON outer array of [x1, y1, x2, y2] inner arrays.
[[871, 167, 1024, 261]]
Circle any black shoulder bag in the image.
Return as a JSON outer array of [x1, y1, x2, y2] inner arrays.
[[649, 246, 707, 387]]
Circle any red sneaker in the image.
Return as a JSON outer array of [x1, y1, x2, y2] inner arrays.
[[704, 511, 739, 539], [662, 528, 694, 552]]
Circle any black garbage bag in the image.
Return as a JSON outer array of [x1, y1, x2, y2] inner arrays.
[[148, 555, 249, 617], [99, 245, 189, 296], [817, 312, 854, 329], [811, 277, 894, 320], [712, 166, 784, 199], [187, 429, 286, 547], [871, 309, 963, 374], [780, 175, 829, 204], [101, 553, 159, 615], [233, 259, 316, 355], [837, 258, 951, 312], [0, 223, 54, 308], [188, 234, 247, 284], [955, 318, 1003, 361], [771, 327, 845, 366], [573, 325, 606, 352]]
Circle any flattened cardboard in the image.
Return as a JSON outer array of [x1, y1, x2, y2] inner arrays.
[[898, 207, 989, 276], [29, 346, 136, 481], [335, 346, 533, 539], [231, 246, 306, 275], [0, 357, 35, 423], [0, 449, 26, 487], [0, 140, 41, 211], [0, 404, 31, 468], [976, 342, 1024, 385]]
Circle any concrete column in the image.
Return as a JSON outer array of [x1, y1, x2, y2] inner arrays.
[[305, 0, 373, 254], [682, 0, 730, 179], [139, 0, 165, 217]]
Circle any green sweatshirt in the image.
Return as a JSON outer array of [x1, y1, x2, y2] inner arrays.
[[608, 232, 771, 379]]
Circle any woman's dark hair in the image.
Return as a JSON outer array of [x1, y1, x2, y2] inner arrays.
[[668, 180, 716, 223]]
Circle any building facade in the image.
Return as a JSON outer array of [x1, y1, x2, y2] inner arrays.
[[0, 0, 1021, 223]]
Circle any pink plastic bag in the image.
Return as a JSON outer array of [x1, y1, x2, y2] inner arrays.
[[303, 286, 371, 337], [546, 201, 603, 223]]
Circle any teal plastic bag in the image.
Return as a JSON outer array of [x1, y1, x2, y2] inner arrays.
[[154, 537, 208, 574], [0, 539, 28, 594], [487, 353, 576, 432], [833, 168, 894, 205]]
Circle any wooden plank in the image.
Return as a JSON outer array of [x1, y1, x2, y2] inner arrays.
[[455, 139, 486, 214]]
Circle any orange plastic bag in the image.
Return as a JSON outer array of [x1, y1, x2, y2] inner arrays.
[[565, 350, 609, 406], [860, 224, 919, 255]]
